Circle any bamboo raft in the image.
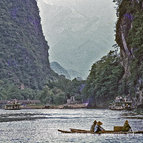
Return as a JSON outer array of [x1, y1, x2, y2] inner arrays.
[[58, 128, 143, 134]]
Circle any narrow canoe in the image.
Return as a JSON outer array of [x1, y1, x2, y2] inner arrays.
[[58, 128, 143, 134]]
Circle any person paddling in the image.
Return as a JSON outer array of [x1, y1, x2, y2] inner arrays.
[[122, 120, 132, 132], [94, 121, 105, 133], [90, 120, 97, 133]]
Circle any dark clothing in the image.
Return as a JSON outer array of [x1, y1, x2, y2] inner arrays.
[[90, 120, 97, 132], [122, 123, 132, 132], [94, 125, 105, 133], [90, 124, 96, 132]]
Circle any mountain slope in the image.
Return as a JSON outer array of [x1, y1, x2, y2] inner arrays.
[[50, 62, 71, 79], [115, 0, 143, 107], [83, 0, 143, 108], [50, 62, 83, 80], [0, 0, 54, 89]]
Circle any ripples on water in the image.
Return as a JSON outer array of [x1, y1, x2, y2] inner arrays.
[[0, 109, 143, 143]]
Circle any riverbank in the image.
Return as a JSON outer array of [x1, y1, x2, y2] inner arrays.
[[45, 103, 88, 109], [15, 103, 88, 110]]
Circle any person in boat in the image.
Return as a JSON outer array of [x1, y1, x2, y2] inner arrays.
[[122, 120, 132, 132], [90, 120, 97, 132], [94, 121, 105, 133]]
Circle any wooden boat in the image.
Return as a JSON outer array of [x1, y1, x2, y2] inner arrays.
[[109, 96, 134, 111], [58, 128, 143, 134], [70, 128, 92, 133]]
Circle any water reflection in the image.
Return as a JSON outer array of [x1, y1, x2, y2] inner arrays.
[[0, 109, 142, 143]]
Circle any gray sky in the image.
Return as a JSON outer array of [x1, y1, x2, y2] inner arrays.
[[38, 0, 117, 78]]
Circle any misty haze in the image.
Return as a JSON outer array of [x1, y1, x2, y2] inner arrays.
[[38, 0, 117, 79]]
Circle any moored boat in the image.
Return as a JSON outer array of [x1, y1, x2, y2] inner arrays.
[[109, 96, 134, 110], [5, 103, 21, 110], [4, 99, 21, 110]]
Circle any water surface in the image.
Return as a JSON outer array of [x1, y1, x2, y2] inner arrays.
[[0, 109, 143, 143]]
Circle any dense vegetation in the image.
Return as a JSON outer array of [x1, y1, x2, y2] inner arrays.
[[114, 0, 143, 97], [127, 2, 143, 93], [0, 0, 85, 105], [82, 0, 143, 108], [0, 0, 53, 90], [1, 0, 143, 108], [0, 76, 85, 105], [41, 0, 143, 107], [0, 79, 40, 100], [83, 51, 124, 107], [0, 0, 59, 102], [40, 77, 85, 105]]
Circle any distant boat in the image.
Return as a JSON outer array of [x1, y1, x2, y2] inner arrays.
[[109, 96, 134, 110], [4, 99, 21, 110], [5, 103, 21, 110]]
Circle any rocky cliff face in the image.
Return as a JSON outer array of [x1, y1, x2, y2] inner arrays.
[[83, 0, 143, 108], [115, 0, 143, 107], [0, 0, 54, 89]]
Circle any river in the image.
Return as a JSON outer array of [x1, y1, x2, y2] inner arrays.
[[0, 109, 143, 143]]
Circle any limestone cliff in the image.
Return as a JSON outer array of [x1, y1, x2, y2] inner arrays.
[[0, 0, 55, 89], [83, 0, 143, 108], [115, 0, 143, 107]]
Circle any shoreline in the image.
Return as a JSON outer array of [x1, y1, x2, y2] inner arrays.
[[22, 103, 89, 109]]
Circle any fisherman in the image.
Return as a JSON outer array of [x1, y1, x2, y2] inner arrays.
[[94, 121, 105, 133], [90, 120, 97, 132], [122, 120, 132, 132]]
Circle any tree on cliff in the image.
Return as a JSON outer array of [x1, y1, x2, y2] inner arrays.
[[83, 51, 124, 108]]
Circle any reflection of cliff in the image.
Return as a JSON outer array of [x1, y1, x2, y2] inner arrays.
[[0, 0, 54, 89], [38, 0, 116, 78], [115, 0, 143, 107]]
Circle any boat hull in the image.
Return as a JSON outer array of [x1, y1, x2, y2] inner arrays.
[[58, 128, 143, 134]]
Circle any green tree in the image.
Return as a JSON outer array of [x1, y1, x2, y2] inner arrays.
[[83, 51, 124, 107]]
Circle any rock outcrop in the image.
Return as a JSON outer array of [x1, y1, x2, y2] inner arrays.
[[115, 0, 143, 107], [83, 0, 143, 108]]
